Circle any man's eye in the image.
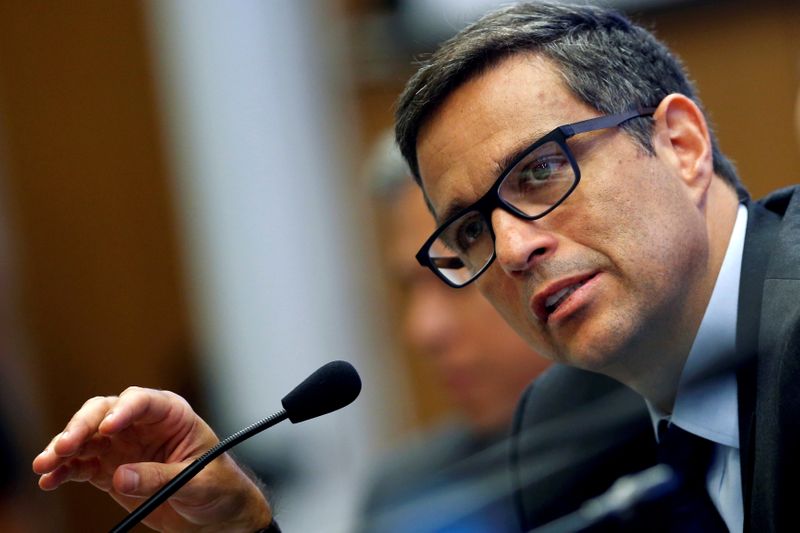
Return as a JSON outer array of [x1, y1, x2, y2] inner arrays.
[[455, 215, 487, 251], [517, 156, 565, 186]]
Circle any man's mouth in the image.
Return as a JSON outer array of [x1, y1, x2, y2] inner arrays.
[[533, 272, 598, 323], [544, 280, 589, 315]]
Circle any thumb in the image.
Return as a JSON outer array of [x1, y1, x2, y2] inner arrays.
[[113, 461, 190, 499]]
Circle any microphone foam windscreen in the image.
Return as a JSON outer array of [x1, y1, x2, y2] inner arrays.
[[281, 360, 362, 423]]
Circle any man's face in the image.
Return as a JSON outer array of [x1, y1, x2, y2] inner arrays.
[[388, 184, 550, 432], [416, 54, 711, 387]]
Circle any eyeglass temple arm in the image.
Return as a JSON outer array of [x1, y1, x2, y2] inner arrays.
[[562, 107, 657, 136]]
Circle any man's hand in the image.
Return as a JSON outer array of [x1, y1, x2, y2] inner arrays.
[[32, 387, 273, 532]]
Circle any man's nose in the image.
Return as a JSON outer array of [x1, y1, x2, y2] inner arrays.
[[491, 209, 557, 277]]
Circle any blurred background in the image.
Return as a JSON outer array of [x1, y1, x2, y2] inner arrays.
[[0, 0, 797, 531]]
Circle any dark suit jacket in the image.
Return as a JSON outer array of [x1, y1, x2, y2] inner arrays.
[[737, 186, 800, 533], [510, 365, 657, 530]]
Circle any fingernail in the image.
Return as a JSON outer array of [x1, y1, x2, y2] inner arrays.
[[119, 468, 140, 494], [101, 412, 115, 428]]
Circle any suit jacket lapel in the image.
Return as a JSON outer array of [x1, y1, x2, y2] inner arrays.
[[736, 199, 780, 532]]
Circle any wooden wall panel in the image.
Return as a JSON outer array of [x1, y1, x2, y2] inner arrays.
[[0, 2, 197, 531], [646, 0, 800, 198]]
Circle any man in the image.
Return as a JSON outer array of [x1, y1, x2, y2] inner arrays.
[[32, 2, 799, 531], [395, 3, 798, 532]]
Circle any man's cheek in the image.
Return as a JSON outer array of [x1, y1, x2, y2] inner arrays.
[[476, 276, 518, 317]]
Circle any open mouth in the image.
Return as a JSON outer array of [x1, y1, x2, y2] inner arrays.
[[544, 279, 589, 315], [534, 273, 598, 322]]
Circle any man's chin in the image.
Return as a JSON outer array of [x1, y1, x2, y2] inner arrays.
[[548, 310, 638, 371], [553, 338, 630, 377]]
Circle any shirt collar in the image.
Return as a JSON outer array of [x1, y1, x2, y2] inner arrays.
[[649, 204, 747, 448]]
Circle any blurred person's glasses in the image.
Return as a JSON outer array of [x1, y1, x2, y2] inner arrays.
[[416, 107, 656, 288]]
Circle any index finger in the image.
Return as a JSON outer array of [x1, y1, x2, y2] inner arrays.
[[33, 395, 117, 474], [98, 387, 196, 436]]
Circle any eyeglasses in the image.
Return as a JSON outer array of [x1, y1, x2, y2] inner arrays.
[[415, 107, 656, 288]]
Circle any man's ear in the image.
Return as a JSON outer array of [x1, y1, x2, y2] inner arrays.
[[652, 93, 714, 206]]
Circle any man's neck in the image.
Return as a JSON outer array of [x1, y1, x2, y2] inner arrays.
[[639, 180, 741, 413]]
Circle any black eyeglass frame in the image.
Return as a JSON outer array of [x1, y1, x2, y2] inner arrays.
[[415, 106, 657, 288]]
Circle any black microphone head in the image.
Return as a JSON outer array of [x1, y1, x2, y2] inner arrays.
[[281, 360, 362, 423]]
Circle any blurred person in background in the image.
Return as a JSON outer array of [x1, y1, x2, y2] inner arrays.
[[355, 132, 551, 532]]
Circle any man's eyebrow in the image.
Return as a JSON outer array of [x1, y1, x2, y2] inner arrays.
[[420, 177, 472, 225], [422, 193, 453, 226], [435, 199, 470, 226], [496, 126, 553, 172], [423, 190, 467, 226]]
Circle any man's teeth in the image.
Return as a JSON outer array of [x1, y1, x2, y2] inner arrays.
[[545, 281, 586, 313]]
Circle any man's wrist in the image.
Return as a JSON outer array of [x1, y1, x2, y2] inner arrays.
[[227, 452, 277, 532]]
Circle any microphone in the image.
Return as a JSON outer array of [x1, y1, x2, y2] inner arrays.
[[281, 358, 363, 423], [109, 360, 361, 533], [529, 465, 678, 533]]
